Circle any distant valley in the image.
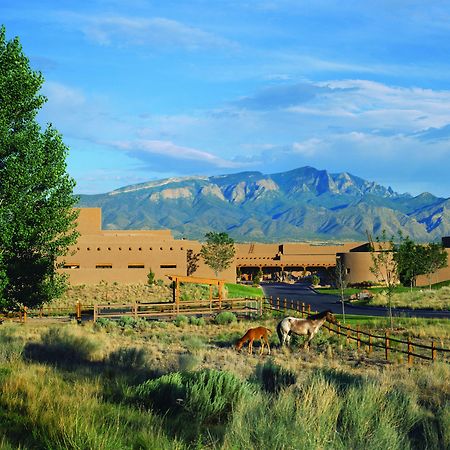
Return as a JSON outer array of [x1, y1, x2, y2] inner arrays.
[[77, 166, 450, 242]]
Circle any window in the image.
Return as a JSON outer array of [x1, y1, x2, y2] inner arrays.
[[62, 264, 80, 269], [160, 264, 177, 269], [346, 268, 351, 274], [128, 264, 145, 269], [96, 264, 112, 269]]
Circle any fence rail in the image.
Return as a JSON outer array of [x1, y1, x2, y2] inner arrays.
[[93, 297, 264, 321], [265, 296, 449, 365]]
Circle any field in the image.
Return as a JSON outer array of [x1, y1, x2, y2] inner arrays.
[[1, 308, 449, 449], [318, 284, 450, 310]]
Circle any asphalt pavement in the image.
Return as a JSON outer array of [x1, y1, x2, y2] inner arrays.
[[261, 282, 450, 319]]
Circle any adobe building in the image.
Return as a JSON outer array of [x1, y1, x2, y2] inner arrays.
[[59, 208, 450, 287]]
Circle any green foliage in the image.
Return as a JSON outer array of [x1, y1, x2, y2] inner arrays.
[[0, 26, 78, 311], [105, 346, 148, 370], [200, 232, 235, 276], [173, 315, 189, 327], [189, 316, 206, 326], [135, 369, 252, 426], [117, 316, 148, 330], [311, 274, 320, 286], [395, 235, 426, 288], [147, 268, 155, 286], [422, 242, 448, 288], [214, 311, 237, 325]]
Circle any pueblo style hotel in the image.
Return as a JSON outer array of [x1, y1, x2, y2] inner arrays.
[[60, 208, 450, 287]]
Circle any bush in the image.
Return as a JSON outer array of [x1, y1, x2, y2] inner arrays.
[[134, 369, 252, 425], [174, 315, 189, 327], [147, 268, 155, 286], [24, 327, 100, 365], [105, 347, 148, 370], [214, 311, 237, 325], [189, 316, 206, 326]]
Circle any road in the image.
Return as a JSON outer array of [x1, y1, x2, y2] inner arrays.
[[261, 282, 450, 319]]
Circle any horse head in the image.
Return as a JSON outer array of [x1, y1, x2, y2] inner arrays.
[[325, 311, 337, 324]]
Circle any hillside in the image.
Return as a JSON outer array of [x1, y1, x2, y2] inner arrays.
[[77, 166, 450, 242]]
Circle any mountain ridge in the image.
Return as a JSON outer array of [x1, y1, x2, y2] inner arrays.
[[77, 166, 449, 242]]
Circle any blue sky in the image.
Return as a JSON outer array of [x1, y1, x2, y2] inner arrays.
[[3, 1, 450, 197]]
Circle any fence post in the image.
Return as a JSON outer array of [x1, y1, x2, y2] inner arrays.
[[39, 306, 43, 318], [346, 326, 351, 345], [259, 297, 263, 316], [407, 337, 413, 365], [93, 305, 98, 322], [283, 298, 287, 311], [307, 304, 311, 315], [368, 335, 373, 354], [301, 303, 305, 317], [357, 325, 361, 350], [276, 297, 280, 311], [385, 331, 390, 361], [23, 307, 27, 323], [76, 301, 82, 323], [432, 340, 437, 362]]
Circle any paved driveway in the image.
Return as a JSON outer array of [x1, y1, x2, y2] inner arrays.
[[262, 282, 450, 319]]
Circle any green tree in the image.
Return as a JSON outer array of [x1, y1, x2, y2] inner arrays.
[[369, 231, 398, 329], [394, 235, 426, 290], [0, 26, 79, 311], [200, 232, 235, 277], [422, 242, 448, 289]]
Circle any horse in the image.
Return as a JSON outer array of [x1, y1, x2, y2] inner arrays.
[[277, 310, 337, 348], [235, 326, 272, 355]]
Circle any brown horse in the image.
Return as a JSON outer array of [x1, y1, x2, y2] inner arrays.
[[277, 310, 337, 348], [235, 326, 272, 355]]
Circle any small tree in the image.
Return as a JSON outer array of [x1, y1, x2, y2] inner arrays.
[[422, 242, 448, 290], [200, 232, 235, 277], [334, 256, 348, 322], [394, 235, 426, 291], [147, 268, 155, 286], [311, 274, 320, 287], [369, 231, 398, 329]]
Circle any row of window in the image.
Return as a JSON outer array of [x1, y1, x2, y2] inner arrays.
[[63, 264, 177, 270], [75, 246, 183, 252]]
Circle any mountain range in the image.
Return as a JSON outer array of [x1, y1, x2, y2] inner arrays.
[[77, 166, 450, 242]]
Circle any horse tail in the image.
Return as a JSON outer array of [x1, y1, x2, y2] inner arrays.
[[276, 320, 283, 346]]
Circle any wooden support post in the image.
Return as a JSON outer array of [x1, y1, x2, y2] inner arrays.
[[346, 326, 351, 344], [385, 331, 390, 361], [357, 325, 361, 350], [301, 302, 305, 317], [93, 305, 98, 322], [431, 340, 437, 362], [307, 304, 311, 315], [134, 303, 138, 320], [39, 307, 43, 318], [283, 298, 287, 310], [23, 307, 27, 323], [407, 337, 413, 365], [76, 301, 82, 323], [276, 297, 280, 311], [368, 335, 373, 354], [337, 323, 341, 336], [259, 297, 263, 316]]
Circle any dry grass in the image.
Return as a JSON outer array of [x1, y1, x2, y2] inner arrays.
[[371, 286, 450, 310]]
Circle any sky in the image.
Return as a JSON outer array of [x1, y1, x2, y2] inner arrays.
[[3, 1, 450, 197]]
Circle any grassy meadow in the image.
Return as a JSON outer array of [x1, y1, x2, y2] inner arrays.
[[1, 307, 449, 449]]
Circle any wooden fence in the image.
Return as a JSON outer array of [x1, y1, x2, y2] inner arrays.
[[93, 297, 264, 321], [267, 296, 450, 365]]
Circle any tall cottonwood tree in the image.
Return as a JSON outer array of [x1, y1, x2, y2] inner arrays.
[[200, 232, 235, 277], [0, 26, 79, 311]]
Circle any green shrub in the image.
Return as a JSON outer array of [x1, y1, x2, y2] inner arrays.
[[134, 369, 252, 425], [106, 347, 148, 370], [147, 268, 155, 286], [214, 311, 237, 325], [117, 316, 138, 328], [174, 315, 189, 327], [189, 316, 206, 326], [178, 353, 200, 372]]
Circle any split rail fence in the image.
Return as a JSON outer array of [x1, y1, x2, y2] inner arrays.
[[268, 296, 450, 365]]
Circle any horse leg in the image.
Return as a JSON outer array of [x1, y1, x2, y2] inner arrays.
[[248, 339, 253, 354], [259, 338, 264, 355], [265, 336, 271, 355]]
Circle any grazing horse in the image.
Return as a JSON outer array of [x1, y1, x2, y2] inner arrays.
[[235, 326, 272, 355], [277, 310, 337, 348]]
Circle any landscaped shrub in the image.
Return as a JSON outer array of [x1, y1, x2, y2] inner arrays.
[[214, 311, 237, 325], [189, 316, 206, 326]]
